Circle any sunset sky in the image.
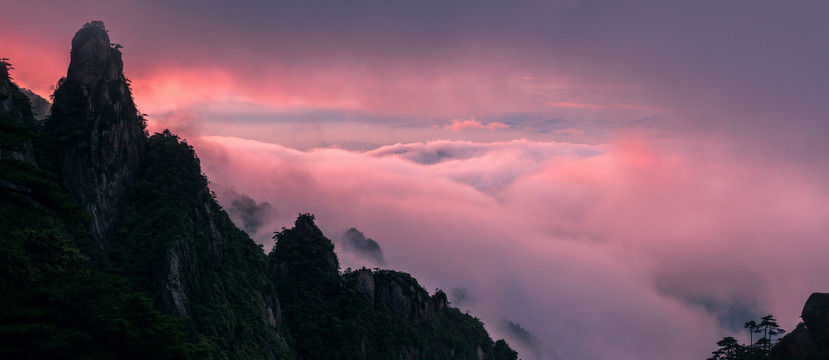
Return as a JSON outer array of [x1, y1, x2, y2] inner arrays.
[[3, 1, 829, 359]]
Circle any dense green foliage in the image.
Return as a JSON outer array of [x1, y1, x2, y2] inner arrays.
[[271, 215, 517, 360], [110, 130, 294, 359], [493, 339, 519, 360], [0, 271, 208, 360], [269, 214, 340, 358], [0, 71, 207, 359]]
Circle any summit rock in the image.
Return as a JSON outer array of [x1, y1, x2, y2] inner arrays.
[[44, 20, 146, 247]]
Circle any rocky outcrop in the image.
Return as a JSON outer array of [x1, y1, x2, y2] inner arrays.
[[160, 239, 192, 317], [350, 269, 488, 359], [45, 20, 145, 246], [350, 268, 491, 360], [801, 293, 829, 347], [771, 292, 829, 360], [354, 268, 376, 305], [371, 269, 446, 325]]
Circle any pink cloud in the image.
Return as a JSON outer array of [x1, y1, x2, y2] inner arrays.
[[546, 102, 655, 111], [121, 63, 556, 120], [444, 118, 510, 132], [189, 134, 829, 360], [0, 34, 71, 97]]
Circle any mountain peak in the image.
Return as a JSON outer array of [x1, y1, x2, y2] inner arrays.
[[44, 20, 145, 249], [68, 21, 123, 88]]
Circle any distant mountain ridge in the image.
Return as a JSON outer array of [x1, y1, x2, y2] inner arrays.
[[0, 21, 518, 360]]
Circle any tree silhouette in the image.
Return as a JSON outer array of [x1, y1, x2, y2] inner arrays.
[[709, 315, 786, 360], [707, 337, 744, 360], [744, 320, 759, 359], [757, 315, 785, 356]]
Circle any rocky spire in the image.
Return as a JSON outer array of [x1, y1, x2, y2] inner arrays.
[[45, 21, 146, 248]]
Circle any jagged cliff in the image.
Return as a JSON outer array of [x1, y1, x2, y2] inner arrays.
[[43, 21, 145, 246], [34, 21, 293, 359]]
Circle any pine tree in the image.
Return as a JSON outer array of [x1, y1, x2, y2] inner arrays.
[[707, 337, 744, 360]]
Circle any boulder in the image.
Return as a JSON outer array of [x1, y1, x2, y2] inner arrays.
[[772, 292, 829, 360], [802, 293, 829, 347]]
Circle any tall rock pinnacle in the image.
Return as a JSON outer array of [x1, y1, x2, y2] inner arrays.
[[45, 21, 146, 248]]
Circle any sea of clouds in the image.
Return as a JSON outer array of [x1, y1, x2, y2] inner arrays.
[[190, 135, 829, 360]]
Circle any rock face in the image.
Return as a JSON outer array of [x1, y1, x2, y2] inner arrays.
[[771, 292, 829, 360], [801, 293, 829, 347], [352, 269, 483, 360], [370, 269, 446, 325], [45, 20, 145, 246]]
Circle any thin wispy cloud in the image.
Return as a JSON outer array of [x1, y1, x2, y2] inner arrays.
[[553, 128, 584, 136], [546, 102, 657, 111], [443, 118, 510, 132]]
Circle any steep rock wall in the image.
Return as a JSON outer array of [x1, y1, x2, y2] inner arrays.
[[44, 21, 145, 246]]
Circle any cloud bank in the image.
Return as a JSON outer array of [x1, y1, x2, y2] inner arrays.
[[192, 134, 829, 360]]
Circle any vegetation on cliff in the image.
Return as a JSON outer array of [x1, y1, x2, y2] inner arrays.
[[110, 130, 293, 359], [707, 315, 786, 360], [0, 59, 207, 360], [271, 214, 518, 360]]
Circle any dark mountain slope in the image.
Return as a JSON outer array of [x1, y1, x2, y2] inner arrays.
[[271, 214, 518, 360], [0, 59, 207, 360], [110, 130, 293, 359], [32, 20, 294, 360]]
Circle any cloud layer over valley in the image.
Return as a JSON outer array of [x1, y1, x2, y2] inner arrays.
[[197, 135, 829, 360]]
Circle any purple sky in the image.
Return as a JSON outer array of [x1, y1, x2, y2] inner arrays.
[[3, 1, 829, 359]]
